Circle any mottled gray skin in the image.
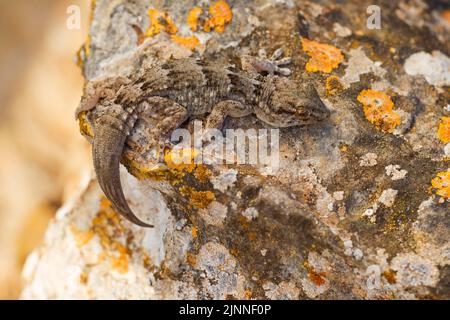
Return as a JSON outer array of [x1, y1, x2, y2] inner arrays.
[[76, 49, 330, 227]]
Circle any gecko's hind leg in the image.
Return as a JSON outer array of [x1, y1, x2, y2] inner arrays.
[[205, 100, 252, 130], [138, 97, 189, 159]]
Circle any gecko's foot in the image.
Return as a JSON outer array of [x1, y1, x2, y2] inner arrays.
[[141, 138, 172, 164], [243, 47, 292, 76]]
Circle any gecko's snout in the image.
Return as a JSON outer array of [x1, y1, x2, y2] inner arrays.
[[295, 98, 330, 124]]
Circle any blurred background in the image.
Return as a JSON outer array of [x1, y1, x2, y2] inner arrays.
[[0, 0, 91, 298]]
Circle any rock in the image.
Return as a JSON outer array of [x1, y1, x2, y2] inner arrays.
[[22, 0, 450, 299], [404, 51, 450, 87]]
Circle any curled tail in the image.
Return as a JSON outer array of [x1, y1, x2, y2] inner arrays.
[[92, 114, 153, 227]]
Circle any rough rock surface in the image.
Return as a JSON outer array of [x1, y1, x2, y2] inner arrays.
[[22, 0, 449, 299]]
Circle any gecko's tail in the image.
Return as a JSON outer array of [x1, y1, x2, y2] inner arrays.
[[93, 120, 153, 228]]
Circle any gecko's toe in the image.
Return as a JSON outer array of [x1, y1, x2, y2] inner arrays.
[[271, 48, 284, 60], [275, 67, 292, 76]]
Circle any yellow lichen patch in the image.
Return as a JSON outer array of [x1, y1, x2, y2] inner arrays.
[[339, 144, 349, 152], [122, 156, 179, 183], [171, 35, 200, 50], [109, 244, 129, 274], [357, 89, 401, 133], [301, 38, 344, 73], [229, 248, 238, 257], [75, 0, 96, 66], [78, 111, 93, 137], [76, 37, 91, 68], [70, 225, 94, 247], [191, 226, 198, 238], [204, 0, 233, 33], [187, 7, 203, 32], [437, 117, 450, 144], [325, 75, 344, 95], [186, 252, 197, 266], [164, 147, 199, 173], [194, 165, 212, 182], [382, 269, 397, 284], [145, 8, 177, 37], [431, 170, 450, 202], [179, 186, 215, 209], [86, 197, 133, 274], [79, 271, 88, 284]]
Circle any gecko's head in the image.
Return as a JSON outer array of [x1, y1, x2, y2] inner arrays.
[[255, 76, 330, 128]]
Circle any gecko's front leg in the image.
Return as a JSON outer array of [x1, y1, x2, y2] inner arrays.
[[137, 97, 189, 157], [205, 100, 252, 130], [92, 97, 188, 227]]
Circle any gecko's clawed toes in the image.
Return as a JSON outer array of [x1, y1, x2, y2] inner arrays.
[[258, 48, 268, 59], [263, 47, 292, 76], [275, 67, 292, 76], [271, 48, 284, 60], [275, 57, 292, 66]]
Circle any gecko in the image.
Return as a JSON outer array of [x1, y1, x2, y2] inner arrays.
[[75, 48, 330, 227]]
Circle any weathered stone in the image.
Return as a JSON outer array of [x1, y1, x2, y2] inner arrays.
[[22, 0, 450, 299]]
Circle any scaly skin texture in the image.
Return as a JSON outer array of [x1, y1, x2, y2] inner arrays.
[[76, 49, 330, 227]]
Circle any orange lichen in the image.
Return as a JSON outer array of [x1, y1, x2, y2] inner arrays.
[[431, 170, 450, 202], [179, 186, 215, 209], [75, 0, 96, 65], [80, 197, 133, 273], [110, 244, 129, 274], [301, 38, 344, 73], [442, 10, 450, 24], [247, 232, 257, 241], [303, 260, 327, 286], [187, 7, 203, 32], [71, 225, 94, 247], [437, 117, 450, 144], [308, 269, 326, 286], [145, 8, 177, 37], [357, 89, 401, 133], [382, 269, 397, 284], [75, 36, 90, 68], [339, 144, 349, 152], [194, 165, 212, 182], [204, 1, 233, 33], [79, 271, 88, 284], [191, 226, 198, 238], [325, 75, 344, 95], [186, 252, 197, 266], [171, 35, 200, 50], [229, 248, 238, 257], [164, 147, 199, 173]]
